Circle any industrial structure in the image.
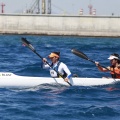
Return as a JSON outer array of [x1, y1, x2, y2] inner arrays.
[[88, 3, 96, 15], [26, 0, 51, 14], [1, 3, 5, 13], [88, 4, 93, 15], [25, 0, 96, 15], [0, 0, 96, 15]]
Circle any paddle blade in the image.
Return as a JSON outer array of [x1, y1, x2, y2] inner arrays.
[[21, 38, 35, 52], [71, 49, 89, 61]]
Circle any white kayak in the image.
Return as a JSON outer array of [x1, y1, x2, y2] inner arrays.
[[0, 72, 120, 88]]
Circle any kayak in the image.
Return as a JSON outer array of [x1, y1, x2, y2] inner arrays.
[[0, 72, 120, 88]]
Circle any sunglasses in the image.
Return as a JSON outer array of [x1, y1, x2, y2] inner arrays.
[[50, 57, 55, 59]]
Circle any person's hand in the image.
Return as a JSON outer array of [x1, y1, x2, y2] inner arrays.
[[95, 61, 99, 67], [43, 58, 47, 63], [117, 64, 120, 69], [64, 77, 69, 82]]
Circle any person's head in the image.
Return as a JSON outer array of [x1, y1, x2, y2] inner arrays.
[[108, 53, 120, 66], [48, 52, 60, 63]]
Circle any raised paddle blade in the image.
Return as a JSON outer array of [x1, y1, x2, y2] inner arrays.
[[21, 38, 35, 52], [71, 49, 89, 60], [71, 49, 95, 64]]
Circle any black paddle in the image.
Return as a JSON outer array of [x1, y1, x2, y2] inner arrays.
[[71, 49, 110, 71], [71, 49, 120, 79], [21, 37, 72, 86]]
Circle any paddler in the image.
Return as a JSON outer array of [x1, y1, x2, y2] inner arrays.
[[95, 53, 120, 79], [42, 52, 72, 82]]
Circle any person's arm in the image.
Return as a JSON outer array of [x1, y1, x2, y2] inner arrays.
[[117, 64, 120, 69], [95, 62, 109, 72], [61, 63, 72, 82]]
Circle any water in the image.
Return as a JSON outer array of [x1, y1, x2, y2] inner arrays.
[[0, 35, 120, 120]]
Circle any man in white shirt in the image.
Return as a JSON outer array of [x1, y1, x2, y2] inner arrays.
[[42, 52, 72, 82]]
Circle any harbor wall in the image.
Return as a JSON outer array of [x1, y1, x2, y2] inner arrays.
[[0, 14, 120, 37]]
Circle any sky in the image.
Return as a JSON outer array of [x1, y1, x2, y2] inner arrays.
[[1, 0, 120, 16]]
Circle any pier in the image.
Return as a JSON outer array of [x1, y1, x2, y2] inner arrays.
[[0, 13, 120, 37]]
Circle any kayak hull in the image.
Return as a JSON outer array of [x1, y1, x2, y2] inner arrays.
[[0, 72, 119, 88]]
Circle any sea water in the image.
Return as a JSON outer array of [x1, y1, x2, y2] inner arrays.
[[0, 35, 120, 120]]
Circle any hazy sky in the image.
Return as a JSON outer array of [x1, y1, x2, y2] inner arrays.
[[1, 0, 120, 15]]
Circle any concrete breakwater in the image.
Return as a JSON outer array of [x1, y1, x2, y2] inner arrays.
[[0, 13, 120, 37]]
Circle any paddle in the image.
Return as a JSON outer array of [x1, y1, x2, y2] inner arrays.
[[21, 37, 72, 86], [71, 49, 110, 71]]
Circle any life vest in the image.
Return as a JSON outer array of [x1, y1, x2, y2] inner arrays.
[[50, 61, 67, 78], [110, 66, 120, 79]]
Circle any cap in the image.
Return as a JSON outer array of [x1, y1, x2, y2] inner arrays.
[[108, 55, 119, 60], [48, 52, 60, 58]]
